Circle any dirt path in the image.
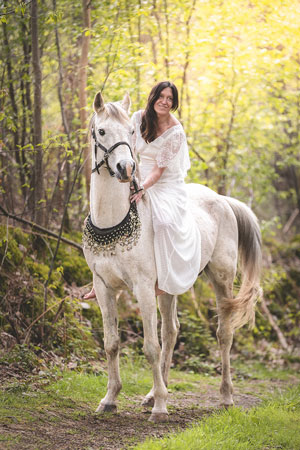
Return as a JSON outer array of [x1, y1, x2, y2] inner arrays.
[[0, 379, 276, 450]]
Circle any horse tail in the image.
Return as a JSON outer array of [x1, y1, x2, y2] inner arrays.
[[223, 197, 262, 330]]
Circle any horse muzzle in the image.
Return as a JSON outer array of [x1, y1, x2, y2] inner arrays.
[[116, 159, 136, 182]]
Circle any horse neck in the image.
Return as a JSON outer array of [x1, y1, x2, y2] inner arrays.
[[90, 169, 130, 228]]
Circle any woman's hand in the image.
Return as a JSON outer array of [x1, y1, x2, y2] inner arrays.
[[130, 186, 144, 203], [130, 165, 165, 203]]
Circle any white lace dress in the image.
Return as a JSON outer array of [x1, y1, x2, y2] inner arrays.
[[132, 110, 201, 295]]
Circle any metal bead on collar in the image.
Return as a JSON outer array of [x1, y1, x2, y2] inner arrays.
[[82, 202, 141, 256]]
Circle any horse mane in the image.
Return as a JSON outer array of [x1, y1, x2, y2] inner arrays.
[[104, 102, 130, 125]]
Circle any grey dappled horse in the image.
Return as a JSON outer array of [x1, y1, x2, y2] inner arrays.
[[83, 92, 262, 422]]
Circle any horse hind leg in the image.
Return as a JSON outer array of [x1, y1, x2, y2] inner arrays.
[[159, 294, 180, 386], [217, 304, 234, 407], [142, 294, 179, 407], [207, 268, 235, 407]]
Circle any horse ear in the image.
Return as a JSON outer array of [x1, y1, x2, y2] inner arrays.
[[121, 92, 131, 113], [94, 91, 105, 113]]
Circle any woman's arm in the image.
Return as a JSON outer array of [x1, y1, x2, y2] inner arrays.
[[130, 164, 165, 203]]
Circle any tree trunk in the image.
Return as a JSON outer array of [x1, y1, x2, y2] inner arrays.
[[126, 0, 142, 109], [2, 7, 27, 202], [20, 19, 32, 206], [78, 0, 91, 200], [52, 0, 71, 230], [163, 0, 170, 78], [178, 0, 196, 130], [31, 0, 44, 225]]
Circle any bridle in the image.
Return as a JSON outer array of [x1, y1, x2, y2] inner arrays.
[[91, 126, 134, 178]]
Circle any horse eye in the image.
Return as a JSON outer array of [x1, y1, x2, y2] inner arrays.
[[131, 130, 135, 135], [99, 129, 105, 136]]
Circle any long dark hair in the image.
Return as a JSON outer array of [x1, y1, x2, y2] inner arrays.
[[141, 81, 179, 143]]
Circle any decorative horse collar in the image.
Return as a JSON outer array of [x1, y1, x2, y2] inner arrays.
[[83, 202, 141, 256]]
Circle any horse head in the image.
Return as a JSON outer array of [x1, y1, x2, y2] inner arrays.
[[92, 91, 136, 183]]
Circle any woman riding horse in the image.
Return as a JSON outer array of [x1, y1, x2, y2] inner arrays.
[[84, 81, 201, 299]]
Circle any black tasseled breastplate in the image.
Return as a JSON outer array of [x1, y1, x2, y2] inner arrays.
[[82, 202, 141, 256]]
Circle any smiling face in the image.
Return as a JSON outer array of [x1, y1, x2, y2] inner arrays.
[[153, 87, 174, 117]]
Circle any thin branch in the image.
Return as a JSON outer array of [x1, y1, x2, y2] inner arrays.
[[101, 11, 121, 92], [0, 0, 32, 16], [282, 208, 299, 234], [0, 204, 82, 251], [260, 297, 289, 351], [0, 216, 9, 271], [23, 297, 65, 344], [189, 144, 206, 163]]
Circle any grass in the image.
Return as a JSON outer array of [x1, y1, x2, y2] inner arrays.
[[0, 358, 154, 426], [0, 359, 298, 421], [133, 384, 300, 450], [0, 433, 21, 447], [232, 359, 300, 381], [1, 358, 300, 449]]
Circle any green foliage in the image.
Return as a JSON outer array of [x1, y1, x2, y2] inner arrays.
[[2, 0, 300, 230], [258, 235, 300, 345], [55, 245, 92, 286], [25, 258, 50, 282], [0, 226, 99, 360], [0, 225, 24, 268], [0, 344, 40, 372], [173, 310, 214, 372]]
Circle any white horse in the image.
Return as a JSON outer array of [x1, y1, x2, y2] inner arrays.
[[83, 92, 262, 422]]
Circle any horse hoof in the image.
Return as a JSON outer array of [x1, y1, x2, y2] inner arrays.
[[221, 402, 234, 409], [149, 412, 169, 423], [142, 396, 154, 407], [96, 403, 117, 413]]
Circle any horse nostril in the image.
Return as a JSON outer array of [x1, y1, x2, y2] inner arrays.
[[117, 160, 135, 179]]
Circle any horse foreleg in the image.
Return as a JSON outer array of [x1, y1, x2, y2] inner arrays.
[[94, 279, 121, 413], [142, 294, 179, 408], [136, 289, 168, 422]]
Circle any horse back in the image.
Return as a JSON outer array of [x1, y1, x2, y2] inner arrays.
[[186, 183, 239, 272]]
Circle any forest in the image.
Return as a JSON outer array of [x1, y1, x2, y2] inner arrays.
[[0, 0, 300, 449]]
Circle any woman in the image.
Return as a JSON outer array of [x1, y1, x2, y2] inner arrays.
[[84, 81, 201, 299]]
